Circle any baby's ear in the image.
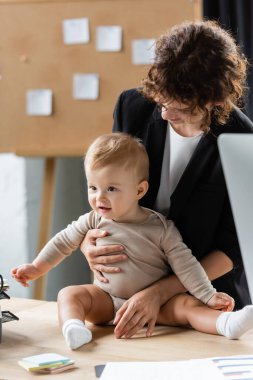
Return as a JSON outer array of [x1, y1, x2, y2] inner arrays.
[[137, 180, 149, 200]]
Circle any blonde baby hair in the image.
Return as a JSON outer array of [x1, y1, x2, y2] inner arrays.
[[84, 133, 149, 182]]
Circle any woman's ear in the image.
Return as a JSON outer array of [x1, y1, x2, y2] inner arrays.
[[137, 180, 149, 200]]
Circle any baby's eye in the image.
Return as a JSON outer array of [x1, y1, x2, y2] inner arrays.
[[107, 186, 117, 192], [89, 186, 96, 191]]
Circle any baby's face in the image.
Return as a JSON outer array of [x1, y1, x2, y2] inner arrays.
[[86, 164, 142, 222]]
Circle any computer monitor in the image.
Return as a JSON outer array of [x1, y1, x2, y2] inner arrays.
[[218, 133, 253, 302]]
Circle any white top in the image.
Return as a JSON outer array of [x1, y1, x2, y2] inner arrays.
[[155, 123, 203, 216]]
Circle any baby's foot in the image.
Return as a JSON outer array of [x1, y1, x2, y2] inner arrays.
[[62, 319, 92, 349]]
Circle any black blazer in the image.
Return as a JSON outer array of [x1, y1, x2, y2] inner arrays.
[[113, 88, 253, 309]]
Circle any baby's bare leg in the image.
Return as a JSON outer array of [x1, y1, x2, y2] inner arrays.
[[57, 284, 114, 349], [157, 294, 253, 339], [58, 284, 114, 325], [157, 293, 220, 334]]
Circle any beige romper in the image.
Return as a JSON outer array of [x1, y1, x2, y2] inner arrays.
[[38, 208, 215, 314]]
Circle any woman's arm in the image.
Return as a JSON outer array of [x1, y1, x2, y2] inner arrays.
[[113, 249, 233, 338], [200, 249, 233, 280]]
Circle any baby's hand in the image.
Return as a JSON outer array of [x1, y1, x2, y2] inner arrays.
[[11, 264, 42, 287], [207, 292, 235, 312]]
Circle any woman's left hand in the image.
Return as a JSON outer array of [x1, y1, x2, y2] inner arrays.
[[113, 286, 161, 339]]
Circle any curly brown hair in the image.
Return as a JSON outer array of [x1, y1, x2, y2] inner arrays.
[[141, 20, 248, 126]]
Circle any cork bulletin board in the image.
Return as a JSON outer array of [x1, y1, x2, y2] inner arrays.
[[0, 0, 201, 157]]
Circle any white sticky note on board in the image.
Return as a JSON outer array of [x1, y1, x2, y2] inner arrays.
[[73, 74, 99, 100], [132, 39, 156, 65], [26, 89, 53, 116], [62, 18, 89, 44], [96, 26, 122, 52]]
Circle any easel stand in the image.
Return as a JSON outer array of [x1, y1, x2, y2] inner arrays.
[[33, 157, 56, 300]]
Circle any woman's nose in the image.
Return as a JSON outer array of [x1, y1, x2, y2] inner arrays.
[[163, 106, 177, 117], [162, 107, 179, 121]]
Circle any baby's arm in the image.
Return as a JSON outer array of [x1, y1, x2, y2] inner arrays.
[[11, 256, 52, 287], [12, 212, 96, 287], [163, 220, 235, 307]]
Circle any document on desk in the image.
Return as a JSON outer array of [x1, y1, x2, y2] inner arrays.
[[100, 355, 253, 380]]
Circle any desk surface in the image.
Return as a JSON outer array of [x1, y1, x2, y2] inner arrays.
[[1, 298, 253, 379]]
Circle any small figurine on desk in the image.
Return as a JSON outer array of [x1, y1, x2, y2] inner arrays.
[[11, 133, 253, 350]]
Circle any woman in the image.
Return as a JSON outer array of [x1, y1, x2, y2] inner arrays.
[[81, 20, 253, 339]]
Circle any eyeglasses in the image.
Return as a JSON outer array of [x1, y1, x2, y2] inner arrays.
[[156, 101, 193, 115]]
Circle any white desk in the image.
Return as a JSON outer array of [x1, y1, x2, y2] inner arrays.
[[1, 298, 253, 379]]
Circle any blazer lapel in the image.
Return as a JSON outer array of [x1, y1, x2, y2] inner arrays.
[[141, 107, 167, 207], [170, 132, 217, 218]]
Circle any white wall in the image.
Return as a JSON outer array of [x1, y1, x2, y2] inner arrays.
[[0, 154, 31, 298], [0, 154, 91, 301]]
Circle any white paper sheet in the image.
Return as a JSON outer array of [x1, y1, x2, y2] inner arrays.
[[26, 89, 53, 116], [62, 17, 89, 45], [100, 356, 253, 380], [73, 73, 99, 100], [96, 26, 122, 52], [132, 38, 156, 65], [100, 360, 223, 380]]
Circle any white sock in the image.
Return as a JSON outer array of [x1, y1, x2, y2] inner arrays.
[[62, 319, 92, 349], [216, 305, 253, 339]]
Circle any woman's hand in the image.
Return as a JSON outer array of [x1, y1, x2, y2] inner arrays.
[[113, 275, 187, 339], [80, 229, 128, 283], [113, 286, 162, 339]]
